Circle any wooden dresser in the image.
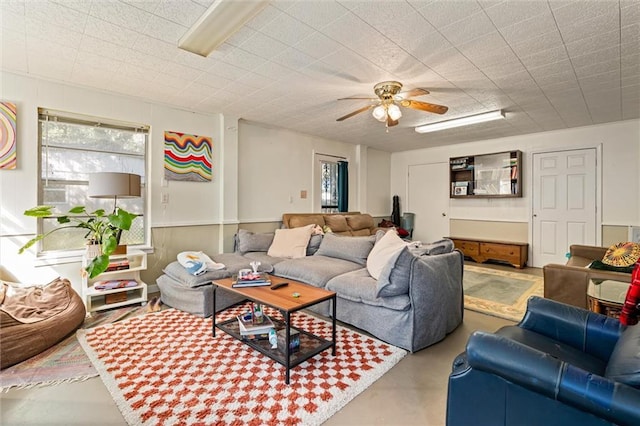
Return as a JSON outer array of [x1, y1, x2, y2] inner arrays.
[[450, 237, 528, 269]]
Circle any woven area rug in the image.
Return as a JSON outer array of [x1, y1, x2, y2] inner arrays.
[[78, 305, 407, 425], [463, 264, 543, 322], [1, 305, 147, 392]]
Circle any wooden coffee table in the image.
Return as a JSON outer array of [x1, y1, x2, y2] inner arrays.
[[212, 275, 336, 384]]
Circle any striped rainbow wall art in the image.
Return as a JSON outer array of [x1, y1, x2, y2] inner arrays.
[[164, 131, 212, 182], [0, 101, 17, 170]]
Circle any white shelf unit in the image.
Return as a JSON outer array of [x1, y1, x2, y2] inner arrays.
[[82, 249, 148, 314]]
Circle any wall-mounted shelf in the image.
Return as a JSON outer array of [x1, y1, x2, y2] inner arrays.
[[450, 150, 522, 198]]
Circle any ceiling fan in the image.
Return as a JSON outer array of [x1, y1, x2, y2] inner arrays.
[[336, 81, 448, 129]]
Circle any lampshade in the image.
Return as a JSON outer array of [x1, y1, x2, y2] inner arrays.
[[88, 172, 141, 199], [387, 103, 402, 121], [372, 105, 387, 122]]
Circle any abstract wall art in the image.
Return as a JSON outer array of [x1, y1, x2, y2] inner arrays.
[[164, 131, 212, 182], [0, 101, 17, 170]]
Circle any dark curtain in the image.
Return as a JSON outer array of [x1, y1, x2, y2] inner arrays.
[[337, 160, 348, 212]]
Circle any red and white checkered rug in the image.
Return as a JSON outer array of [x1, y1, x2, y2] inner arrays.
[[78, 306, 406, 425]]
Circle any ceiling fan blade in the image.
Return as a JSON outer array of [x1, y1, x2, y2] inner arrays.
[[338, 97, 378, 101], [387, 116, 399, 127], [336, 104, 375, 121], [400, 88, 429, 98], [400, 99, 448, 115]]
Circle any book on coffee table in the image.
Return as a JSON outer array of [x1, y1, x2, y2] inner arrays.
[[232, 273, 271, 288], [237, 313, 275, 335]]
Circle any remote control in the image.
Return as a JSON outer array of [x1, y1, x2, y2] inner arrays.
[[270, 282, 289, 290]]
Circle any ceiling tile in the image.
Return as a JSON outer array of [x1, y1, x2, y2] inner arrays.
[[550, 0, 618, 26], [285, 1, 350, 31], [25, 18, 83, 48], [139, 14, 188, 43], [132, 34, 177, 61], [439, 12, 496, 46], [482, 0, 550, 29], [240, 33, 289, 60], [258, 12, 314, 45], [84, 15, 139, 48], [499, 10, 558, 46], [25, 1, 88, 30], [565, 29, 619, 58], [152, 0, 206, 27], [1, 8, 26, 32], [89, 1, 152, 32], [120, 0, 161, 14], [520, 46, 569, 70], [416, 0, 483, 29], [293, 31, 344, 60], [508, 29, 564, 58], [555, 7, 619, 44]]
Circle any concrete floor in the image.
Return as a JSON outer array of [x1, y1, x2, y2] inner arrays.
[[0, 310, 512, 425], [1, 262, 531, 425]]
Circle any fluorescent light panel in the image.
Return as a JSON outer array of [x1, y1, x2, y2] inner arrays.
[[414, 110, 505, 134], [178, 0, 269, 57]]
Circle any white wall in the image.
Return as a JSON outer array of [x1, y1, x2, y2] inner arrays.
[[237, 120, 383, 222], [391, 119, 640, 237], [366, 148, 391, 217], [0, 72, 224, 286]]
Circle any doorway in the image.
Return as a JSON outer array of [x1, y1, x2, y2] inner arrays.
[[408, 162, 449, 243], [532, 148, 598, 267]]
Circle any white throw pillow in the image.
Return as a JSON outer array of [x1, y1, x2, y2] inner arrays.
[[367, 230, 408, 280], [267, 224, 314, 258]]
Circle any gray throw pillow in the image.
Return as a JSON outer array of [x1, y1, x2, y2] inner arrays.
[[605, 324, 640, 388], [376, 247, 415, 297], [237, 229, 274, 254], [307, 234, 323, 255], [314, 233, 375, 265]]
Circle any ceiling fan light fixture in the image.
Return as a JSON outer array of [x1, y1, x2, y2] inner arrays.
[[178, 0, 269, 57], [414, 110, 505, 134], [387, 103, 402, 121], [372, 105, 387, 122]]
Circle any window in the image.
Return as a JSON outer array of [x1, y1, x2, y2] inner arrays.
[[321, 160, 339, 213], [38, 109, 148, 253]]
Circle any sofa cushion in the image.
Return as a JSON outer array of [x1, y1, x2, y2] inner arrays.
[[326, 269, 410, 311], [376, 247, 415, 298], [273, 255, 362, 287], [243, 251, 285, 266], [604, 324, 640, 388], [237, 229, 274, 254], [346, 214, 374, 235], [367, 230, 408, 280], [163, 253, 274, 288], [163, 261, 233, 288], [289, 214, 325, 228], [324, 215, 350, 234], [267, 224, 314, 258], [314, 233, 375, 266]]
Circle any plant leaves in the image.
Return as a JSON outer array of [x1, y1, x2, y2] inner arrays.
[[23, 206, 54, 217], [86, 254, 110, 278], [68, 206, 86, 214]]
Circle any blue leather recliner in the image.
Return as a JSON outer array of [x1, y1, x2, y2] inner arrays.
[[447, 296, 640, 426]]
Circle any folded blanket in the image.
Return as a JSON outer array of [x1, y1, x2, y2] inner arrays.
[[177, 251, 225, 276], [0, 278, 72, 324]]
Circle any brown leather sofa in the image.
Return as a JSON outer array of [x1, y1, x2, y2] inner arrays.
[[282, 212, 381, 236], [543, 245, 631, 309]]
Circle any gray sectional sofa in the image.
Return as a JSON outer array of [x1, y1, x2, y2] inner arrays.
[[157, 229, 464, 352]]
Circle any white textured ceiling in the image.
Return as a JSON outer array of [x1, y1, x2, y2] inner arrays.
[[1, 0, 639, 152]]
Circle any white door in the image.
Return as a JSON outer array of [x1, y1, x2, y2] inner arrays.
[[532, 149, 597, 267], [408, 163, 449, 243]]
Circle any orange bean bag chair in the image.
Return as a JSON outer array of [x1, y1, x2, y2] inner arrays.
[[1, 277, 86, 369]]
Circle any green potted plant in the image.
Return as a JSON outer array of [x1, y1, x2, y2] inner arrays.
[[19, 205, 138, 278]]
